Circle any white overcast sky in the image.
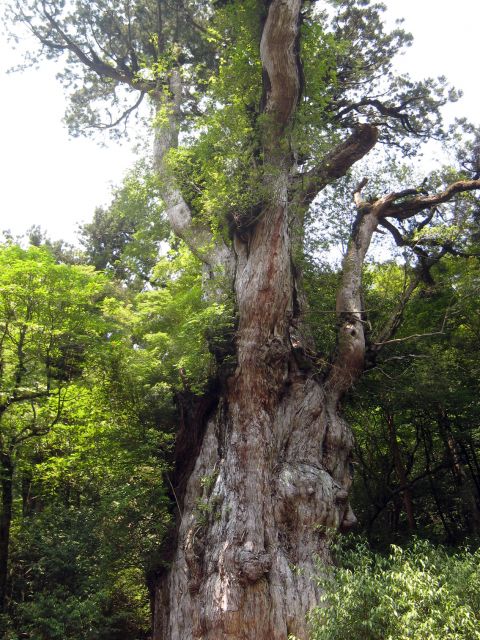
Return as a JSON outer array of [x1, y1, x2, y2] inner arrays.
[[0, 0, 479, 244]]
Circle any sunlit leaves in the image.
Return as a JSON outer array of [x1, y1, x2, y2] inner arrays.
[[310, 538, 480, 640], [134, 243, 234, 392], [79, 161, 169, 287]]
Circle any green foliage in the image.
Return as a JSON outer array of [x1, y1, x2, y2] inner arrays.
[[0, 244, 107, 444], [166, 0, 264, 228], [293, 15, 342, 160], [310, 537, 480, 640], [6, 0, 215, 138], [133, 243, 234, 392], [79, 163, 169, 287], [10, 505, 151, 640], [5, 343, 171, 639], [0, 243, 172, 639], [347, 255, 480, 544], [302, 257, 339, 357]]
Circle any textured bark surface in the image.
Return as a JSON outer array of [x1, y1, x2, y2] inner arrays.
[[152, 2, 376, 638], [153, 3, 359, 638], [153, 208, 356, 638], [0, 452, 13, 612], [149, 0, 480, 633], [7, 2, 480, 637]]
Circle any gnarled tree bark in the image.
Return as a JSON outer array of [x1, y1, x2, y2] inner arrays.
[[153, 3, 375, 638], [7, 1, 480, 637], [151, 1, 480, 637]]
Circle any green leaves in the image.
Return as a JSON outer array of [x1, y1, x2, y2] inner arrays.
[[311, 537, 480, 640], [79, 162, 169, 288], [165, 0, 264, 227], [0, 245, 107, 422], [1, 242, 172, 639], [134, 243, 234, 393]]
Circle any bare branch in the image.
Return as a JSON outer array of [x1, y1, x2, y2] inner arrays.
[[372, 330, 445, 347], [367, 272, 421, 361], [382, 179, 480, 220], [39, 1, 153, 93], [325, 199, 382, 402], [93, 91, 145, 131]]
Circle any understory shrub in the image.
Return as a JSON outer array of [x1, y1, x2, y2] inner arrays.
[[309, 537, 480, 640]]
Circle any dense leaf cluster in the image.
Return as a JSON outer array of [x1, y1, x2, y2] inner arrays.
[[310, 537, 480, 640]]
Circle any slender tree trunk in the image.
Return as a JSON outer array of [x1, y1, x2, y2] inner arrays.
[[0, 451, 13, 613], [437, 409, 480, 534], [422, 426, 455, 542], [385, 411, 416, 531]]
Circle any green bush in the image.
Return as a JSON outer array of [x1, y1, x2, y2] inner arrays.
[[309, 538, 480, 640]]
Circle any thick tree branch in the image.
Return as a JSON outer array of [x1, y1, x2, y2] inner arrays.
[[153, 70, 233, 275], [326, 184, 385, 402], [38, 1, 153, 93], [325, 172, 455, 401], [294, 124, 379, 206], [260, 0, 302, 130], [382, 179, 480, 220], [329, 176, 480, 389]]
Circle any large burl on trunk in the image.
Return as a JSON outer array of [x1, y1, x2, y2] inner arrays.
[[7, 0, 480, 637], [154, 231, 355, 638]]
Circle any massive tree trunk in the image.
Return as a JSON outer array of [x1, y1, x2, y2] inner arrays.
[[152, 3, 371, 638], [149, 2, 480, 636], [6, 1, 480, 637]]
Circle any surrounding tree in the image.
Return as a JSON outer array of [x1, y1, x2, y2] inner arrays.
[[0, 244, 106, 614], [0, 245, 173, 638], [310, 537, 480, 640], [347, 256, 480, 545], [6, 1, 480, 638], [79, 163, 169, 288]]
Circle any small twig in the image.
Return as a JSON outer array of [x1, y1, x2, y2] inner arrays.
[[165, 472, 183, 518], [372, 330, 444, 346]]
